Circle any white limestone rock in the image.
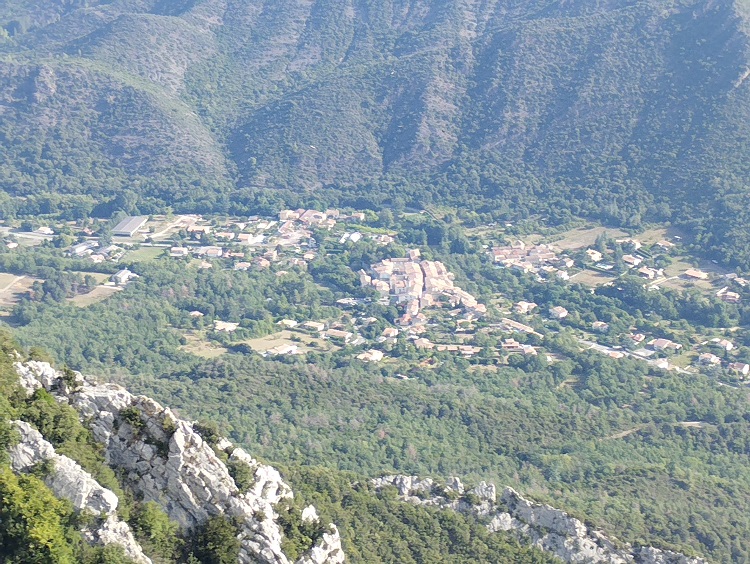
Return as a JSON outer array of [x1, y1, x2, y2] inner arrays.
[[9, 421, 119, 515], [371, 475, 706, 564], [470, 481, 496, 503], [301, 505, 319, 524], [15, 360, 345, 564], [446, 476, 464, 494], [15, 360, 62, 391], [295, 525, 346, 564], [488, 512, 514, 532], [8, 421, 150, 563], [8, 420, 56, 467], [15, 363, 42, 395], [228, 445, 294, 505], [634, 547, 705, 564], [371, 474, 434, 496], [85, 516, 152, 564]]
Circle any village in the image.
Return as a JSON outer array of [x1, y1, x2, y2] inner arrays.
[[486, 226, 750, 377], [0, 209, 748, 381]]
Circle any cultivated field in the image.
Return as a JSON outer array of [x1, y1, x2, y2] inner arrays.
[[124, 247, 164, 262], [179, 332, 230, 359], [0, 274, 39, 309], [242, 330, 334, 354], [550, 226, 629, 251], [569, 270, 615, 287], [68, 286, 121, 307]]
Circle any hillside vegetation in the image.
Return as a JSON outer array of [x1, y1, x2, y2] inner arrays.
[[0, 330, 555, 563], [5, 227, 750, 562], [2, 1, 750, 263]]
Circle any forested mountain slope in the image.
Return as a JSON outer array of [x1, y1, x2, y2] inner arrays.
[[0, 334, 555, 563], [3, 0, 750, 262]]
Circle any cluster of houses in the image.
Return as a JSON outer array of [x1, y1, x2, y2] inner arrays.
[[68, 241, 125, 264], [628, 334, 750, 376], [716, 286, 741, 304], [278, 208, 365, 231], [168, 215, 320, 271], [584, 240, 667, 280], [360, 250, 486, 327], [694, 338, 750, 376], [165, 210, 376, 272], [491, 241, 574, 280], [413, 339, 482, 357]]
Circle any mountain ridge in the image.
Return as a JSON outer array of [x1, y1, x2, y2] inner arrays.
[[3, 0, 750, 266]]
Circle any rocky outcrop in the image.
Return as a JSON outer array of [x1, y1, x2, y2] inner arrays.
[[9, 420, 150, 563], [296, 526, 345, 564], [372, 475, 705, 564], [14, 360, 345, 564]]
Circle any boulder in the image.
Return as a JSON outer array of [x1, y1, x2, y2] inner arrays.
[[301, 505, 319, 524]]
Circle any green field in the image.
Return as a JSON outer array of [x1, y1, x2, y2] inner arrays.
[[124, 247, 165, 263]]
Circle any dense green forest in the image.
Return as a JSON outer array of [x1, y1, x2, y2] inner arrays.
[[0, 329, 556, 563], [2, 1, 750, 264]]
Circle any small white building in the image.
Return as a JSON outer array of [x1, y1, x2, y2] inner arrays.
[[515, 301, 537, 314], [382, 327, 399, 338], [214, 320, 239, 333], [622, 254, 643, 267], [302, 321, 326, 332], [112, 269, 138, 286], [685, 269, 709, 281], [710, 338, 734, 352], [266, 344, 299, 356], [357, 349, 384, 362], [549, 306, 569, 320], [698, 353, 721, 366]]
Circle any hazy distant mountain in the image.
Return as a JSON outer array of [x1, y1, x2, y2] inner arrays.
[[2, 0, 750, 262]]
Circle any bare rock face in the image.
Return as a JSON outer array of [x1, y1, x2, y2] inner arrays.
[[85, 516, 153, 564], [372, 476, 706, 564], [14, 360, 346, 564], [8, 421, 150, 563], [301, 505, 319, 524], [296, 525, 345, 564]]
